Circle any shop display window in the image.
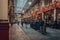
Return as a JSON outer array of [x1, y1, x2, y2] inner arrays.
[[56, 8, 60, 23], [44, 10, 54, 24]]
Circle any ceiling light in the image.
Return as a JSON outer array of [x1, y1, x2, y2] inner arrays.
[[28, 2, 32, 5]]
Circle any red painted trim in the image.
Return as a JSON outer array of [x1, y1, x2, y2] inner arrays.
[[0, 22, 9, 40], [0, 30, 9, 40]]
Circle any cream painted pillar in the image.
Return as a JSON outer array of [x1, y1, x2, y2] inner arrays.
[[54, 9, 56, 21], [0, 0, 8, 20], [52, 0, 56, 21], [42, 0, 45, 7], [52, 0, 55, 4], [42, 13, 44, 20], [0, 0, 3, 19], [41, 0, 45, 20]]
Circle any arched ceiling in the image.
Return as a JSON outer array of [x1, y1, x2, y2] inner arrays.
[[14, 0, 27, 13], [14, 0, 35, 13]]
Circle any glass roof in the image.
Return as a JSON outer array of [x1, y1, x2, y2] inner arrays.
[[14, 0, 35, 13], [14, 0, 27, 13]]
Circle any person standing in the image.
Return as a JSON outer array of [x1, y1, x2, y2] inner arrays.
[[40, 20, 46, 34], [21, 21, 23, 27]]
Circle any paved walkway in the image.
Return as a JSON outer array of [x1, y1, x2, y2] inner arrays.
[[12, 24, 30, 40], [21, 24, 60, 40], [11, 23, 60, 40]]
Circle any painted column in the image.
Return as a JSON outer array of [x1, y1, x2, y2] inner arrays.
[[52, 0, 56, 21], [41, 0, 45, 21], [0, 0, 3, 19], [0, 0, 8, 20], [54, 9, 56, 21], [0, 0, 9, 40], [52, 0, 55, 4]]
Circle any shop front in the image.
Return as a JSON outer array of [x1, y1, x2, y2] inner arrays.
[[56, 8, 60, 28], [44, 10, 54, 27]]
